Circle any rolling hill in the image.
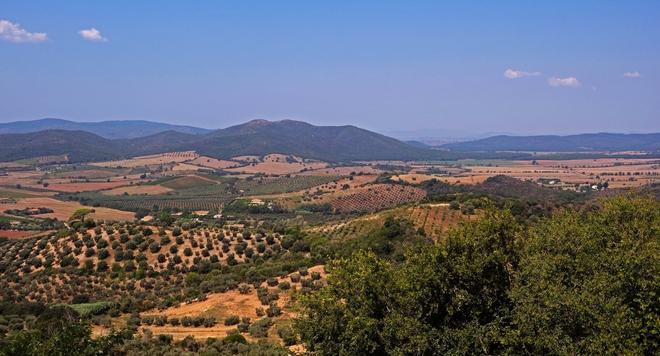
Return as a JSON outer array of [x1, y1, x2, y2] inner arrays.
[[0, 118, 210, 139], [0, 130, 125, 162], [442, 133, 660, 152], [0, 119, 472, 163]]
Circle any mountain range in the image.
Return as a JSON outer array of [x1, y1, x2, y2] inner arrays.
[[0, 118, 210, 139], [441, 133, 660, 152], [0, 119, 657, 164], [0, 119, 463, 163]]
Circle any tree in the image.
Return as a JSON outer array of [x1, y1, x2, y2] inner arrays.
[[508, 195, 659, 354], [295, 196, 658, 355], [69, 208, 95, 222]]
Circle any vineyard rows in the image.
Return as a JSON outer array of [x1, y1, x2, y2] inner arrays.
[[236, 175, 341, 195], [329, 184, 426, 213]]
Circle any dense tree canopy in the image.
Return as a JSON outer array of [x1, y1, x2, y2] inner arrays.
[[296, 196, 659, 355]]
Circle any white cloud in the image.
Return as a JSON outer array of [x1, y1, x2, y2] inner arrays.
[[78, 28, 107, 42], [0, 19, 47, 43], [548, 76, 581, 88], [504, 68, 541, 79], [623, 71, 641, 78]]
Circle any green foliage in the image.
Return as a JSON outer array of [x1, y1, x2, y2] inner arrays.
[[509, 195, 659, 354], [296, 196, 659, 355]]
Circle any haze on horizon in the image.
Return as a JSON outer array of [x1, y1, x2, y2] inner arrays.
[[1, 1, 658, 136]]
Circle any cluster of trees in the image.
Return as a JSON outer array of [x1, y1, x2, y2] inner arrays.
[[296, 196, 658, 355], [0, 304, 288, 355]]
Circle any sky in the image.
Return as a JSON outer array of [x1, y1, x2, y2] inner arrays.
[[1, 1, 659, 136]]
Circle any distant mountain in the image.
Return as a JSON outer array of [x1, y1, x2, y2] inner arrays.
[[442, 133, 660, 152], [404, 140, 431, 149], [192, 120, 444, 161], [0, 119, 535, 163], [0, 118, 210, 139], [0, 130, 124, 162]]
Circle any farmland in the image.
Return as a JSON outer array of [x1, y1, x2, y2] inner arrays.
[[326, 184, 427, 213], [235, 175, 341, 196], [91, 151, 199, 168], [0, 148, 658, 353], [225, 154, 327, 175], [308, 203, 477, 241], [0, 197, 134, 221]]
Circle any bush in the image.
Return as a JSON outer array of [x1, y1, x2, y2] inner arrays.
[[224, 315, 240, 326], [266, 277, 279, 287], [266, 303, 282, 317], [223, 332, 247, 344], [149, 242, 160, 253], [255, 307, 265, 317], [277, 325, 298, 346], [248, 317, 272, 338]]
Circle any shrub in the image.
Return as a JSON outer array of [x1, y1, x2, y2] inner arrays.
[[248, 317, 272, 337], [277, 325, 298, 346], [224, 315, 240, 326], [149, 242, 160, 253], [238, 284, 251, 294], [266, 277, 279, 287], [266, 303, 282, 317]]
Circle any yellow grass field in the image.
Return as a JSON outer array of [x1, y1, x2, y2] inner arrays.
[[102, 184, 173, 196], [91, 151, 199, 168], [225, 154, 327, 175], [188, 156, 241, 169], [0, 197, 134, 221]]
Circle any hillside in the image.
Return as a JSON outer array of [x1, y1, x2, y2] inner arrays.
[[442, 133, 660, 152], [194, 120, 443, 161], [0, 120, 465, 163], [0, 118, 210, 139], [0, 130, 125, 162]]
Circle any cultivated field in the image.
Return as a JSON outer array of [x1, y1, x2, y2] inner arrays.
[[0, 197, 134, 221], [308, 203, 477, 241], [92, 151, 199, 168], [225, 154, 327, 175], [326, 184, 427, 213], [102, 184, 173, 196]]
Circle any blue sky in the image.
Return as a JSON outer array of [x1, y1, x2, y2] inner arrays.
[[1, 1, 658, 135]]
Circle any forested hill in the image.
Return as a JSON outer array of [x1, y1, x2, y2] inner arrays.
[[442, 132, 660, 152], [0, 119, 530, 163]]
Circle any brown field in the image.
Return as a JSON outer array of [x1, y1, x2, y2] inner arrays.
[[188, 156, 240, 169], [0, 230, 41, 239], [420, 158, 660, 189], [323, 184, 427, 213], [102, 184, 172, 196], [171, 163, 203, 172], [161, 175, 217, 190], [92, 151, 199, 168], [225, 154, 327, 175], [231, 155, 261, 163], [309, 204, 476, 241], [47, 169, 125, 180], [390, 173, 438, 184], [299, 165, 382, 176], [0, 198, 134, 221], [42, 180, 135, 193]]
